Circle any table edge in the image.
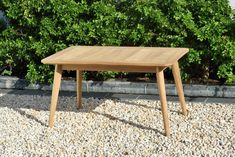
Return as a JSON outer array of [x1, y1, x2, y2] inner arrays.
[[41, 46, 189, 67]]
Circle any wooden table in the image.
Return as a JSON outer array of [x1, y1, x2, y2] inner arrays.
[[41, 46, 188, 136]]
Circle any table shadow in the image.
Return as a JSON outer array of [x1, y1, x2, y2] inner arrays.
[[0, 89, 177, 134]]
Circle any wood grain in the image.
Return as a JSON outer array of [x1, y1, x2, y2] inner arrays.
[[61, 64, 157, 73], [42, 46, 188, 67], [156, 67, 170, 137], [49, 64, 62, 128], [172, 62, 187, 116], [76, 70, 82, 109]]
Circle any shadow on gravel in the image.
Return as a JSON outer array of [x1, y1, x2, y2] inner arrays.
[[1, 89, 233, 133], [119, 99, 181, 114], [13, 108, 48, 127], [0, 89, 165, 134], [91, 111, 164, 135]]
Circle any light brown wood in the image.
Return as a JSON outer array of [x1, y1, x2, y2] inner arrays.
[[41, 46, 188, 67], [76, 70, 82, 109], [62, 64, 156, 73], [156, 67, 170, 137], [42, 46, 189, 137], [172, 62, 187, 115], [49, 64, 62, 127]]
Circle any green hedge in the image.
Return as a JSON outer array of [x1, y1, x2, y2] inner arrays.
[[0, 0, 234, 83]]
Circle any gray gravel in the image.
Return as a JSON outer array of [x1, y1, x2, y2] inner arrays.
[[0, 90, 234, 156]]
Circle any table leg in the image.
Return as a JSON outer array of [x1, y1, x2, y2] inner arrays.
[[156, 67, 170, 137], [49, 64, 62, 127], [172, 62, 187, 116], [76, 70, 83, 109]]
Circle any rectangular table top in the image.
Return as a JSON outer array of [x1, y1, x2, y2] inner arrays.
[[41, 46, 188, 67]]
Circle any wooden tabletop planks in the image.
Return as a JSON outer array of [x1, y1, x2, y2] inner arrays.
[[41, 46, 189, 66]]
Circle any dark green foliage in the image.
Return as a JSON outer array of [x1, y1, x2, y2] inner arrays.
[[0, 0, 234, 83]]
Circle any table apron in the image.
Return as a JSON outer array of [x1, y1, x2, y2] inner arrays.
[[61, 64, 168, 73]]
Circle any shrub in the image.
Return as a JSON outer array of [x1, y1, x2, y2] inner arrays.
[[0, 0, 234, 83]]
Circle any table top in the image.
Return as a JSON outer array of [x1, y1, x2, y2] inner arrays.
[[41, 46, 188, 67]]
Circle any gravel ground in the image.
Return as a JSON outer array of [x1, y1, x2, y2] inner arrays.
[[0, 90, 234, 156]]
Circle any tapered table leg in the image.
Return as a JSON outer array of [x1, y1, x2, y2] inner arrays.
[[172, 62, 187, 116], [49, 64, 62, 127], [156, 67, 170, 137], [76, 70, 83, 109]]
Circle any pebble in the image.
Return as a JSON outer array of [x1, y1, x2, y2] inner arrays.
[[0, 90, 234, 156]]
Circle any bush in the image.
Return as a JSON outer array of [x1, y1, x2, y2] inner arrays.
[[0, 0, 234, 83]]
